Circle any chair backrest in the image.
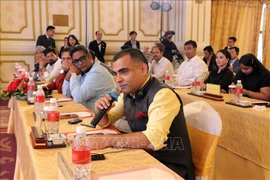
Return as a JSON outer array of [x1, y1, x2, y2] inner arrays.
[[184, 101, 222, 178]]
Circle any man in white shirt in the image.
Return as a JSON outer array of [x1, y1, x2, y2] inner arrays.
[[88, 30, 106, 63], [39, 47, 62, 82], [149, 43, 174, 82], [176, 40, 207, 86]]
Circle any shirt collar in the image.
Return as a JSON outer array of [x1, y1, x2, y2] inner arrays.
[[188, 55, 198, 62], [129, 75, 150, 98], [154, 57, 164, 64], [81, 62, 95, 76]]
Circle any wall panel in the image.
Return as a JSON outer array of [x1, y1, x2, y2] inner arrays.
[[0, 0, 211, 89], [0, 0, 35, 40], [0, 56, 34, 88]]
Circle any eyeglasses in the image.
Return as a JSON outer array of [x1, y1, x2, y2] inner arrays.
[[72, 55, 87, 66]]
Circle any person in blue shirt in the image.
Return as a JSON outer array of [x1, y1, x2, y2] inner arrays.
[[62, 45, 116, 112]]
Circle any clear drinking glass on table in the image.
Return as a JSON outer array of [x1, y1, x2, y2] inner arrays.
[[228, 85, 236, 103], [170, 74, 177, 87]]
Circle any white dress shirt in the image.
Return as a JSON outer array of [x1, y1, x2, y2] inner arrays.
[[45, 58, 62, 82], [176, 55, 208, 86], [96, 40, 101, 52], [149, 56, 174, 82]]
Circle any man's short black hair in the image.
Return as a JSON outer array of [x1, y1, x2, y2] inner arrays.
[[203, 46, 214, 53], [184, 40, 197, 48], [61, 47, 71, 55], [229, 46, 240, 55], [228, 37, 237, 42], [129, 31, 137, 36], [89, 49, 96, 59], [44, 46, 57, 56], [46, 26, 55, 32], [153, 43, 165, 52], [113, 48, 148, 69], [69, 45, 90, 58]]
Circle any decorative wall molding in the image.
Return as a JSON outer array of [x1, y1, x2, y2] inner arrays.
[[0, 0, 35, 41], [0, 0, 27, 34], [98, 1, 124, 36]]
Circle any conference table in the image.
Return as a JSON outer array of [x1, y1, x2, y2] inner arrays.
[[7, 93, 182, 180], [175, 89, 270, 170]]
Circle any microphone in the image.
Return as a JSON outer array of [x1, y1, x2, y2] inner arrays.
[[90, 88, 120, 128]]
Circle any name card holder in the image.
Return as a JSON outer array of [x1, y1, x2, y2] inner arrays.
[[203, 84, 224, 101], [30, 126, 47, 149]]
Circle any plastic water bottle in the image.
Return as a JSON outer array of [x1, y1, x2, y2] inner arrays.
[[194, 76, 201, 92], [15, 63, 20, 77], [165, 70, 171, 85], [72, 126, 91, 180], [21, 68, 26, 79], [27, 77, 35, 103], [35, 85, 45, 115], [47, 98, 60, 134], [35, 85, 45, 128], [235, 80, 243, 103]]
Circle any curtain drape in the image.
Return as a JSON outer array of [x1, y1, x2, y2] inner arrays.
[[211, 0, 263, 57], [262, 3, 270, 69]]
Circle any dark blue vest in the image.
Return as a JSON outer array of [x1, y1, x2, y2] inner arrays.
[[124, 77, 195, 179]]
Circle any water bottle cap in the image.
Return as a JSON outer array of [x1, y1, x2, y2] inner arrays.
[[76, 126, 86, 134], [237, 80, 241, 83], [37, 85, 43, 89], [50, 98, 57, 103]]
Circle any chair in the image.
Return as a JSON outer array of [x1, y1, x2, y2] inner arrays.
[[184, 101, 222, 180]]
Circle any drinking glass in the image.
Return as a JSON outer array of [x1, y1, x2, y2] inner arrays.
[[228, 85, 236, 103]]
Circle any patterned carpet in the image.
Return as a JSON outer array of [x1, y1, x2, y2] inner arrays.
[[0, 99, 16, 180]]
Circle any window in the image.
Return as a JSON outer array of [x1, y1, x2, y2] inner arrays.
[[257, 4, 266, 62]]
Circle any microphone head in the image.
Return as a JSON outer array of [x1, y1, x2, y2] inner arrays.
[[109, 88, 120, 101]]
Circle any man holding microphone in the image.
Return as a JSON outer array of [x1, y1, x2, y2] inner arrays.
[[88, 48, 195, 179]]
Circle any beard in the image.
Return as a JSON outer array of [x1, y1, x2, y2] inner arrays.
[[49, 59, 56, 66]]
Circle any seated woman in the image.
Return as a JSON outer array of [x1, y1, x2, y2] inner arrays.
[[67, 34, 80, 47], [233, 54, 270, 101], [58, 37, 68, 59], [204, 49, 234, 92]]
